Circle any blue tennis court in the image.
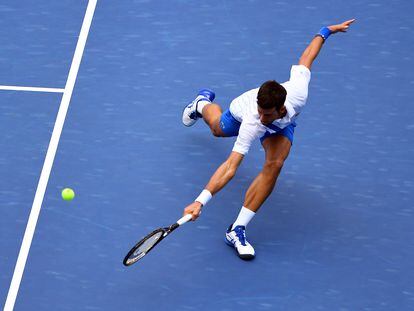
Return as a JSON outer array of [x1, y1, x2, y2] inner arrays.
[[1, 1, 414, 310]]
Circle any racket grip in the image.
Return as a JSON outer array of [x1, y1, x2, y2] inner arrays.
[[177, 214, 193, 226]]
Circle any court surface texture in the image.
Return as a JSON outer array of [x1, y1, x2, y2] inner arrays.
[[1, 1, 413, 310]]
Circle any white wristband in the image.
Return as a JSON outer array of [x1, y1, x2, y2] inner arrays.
[[195, 189, 212, 206]]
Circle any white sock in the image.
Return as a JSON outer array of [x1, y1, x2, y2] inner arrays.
[[196, 100, 210, 115], [232, 206, 256, 229]]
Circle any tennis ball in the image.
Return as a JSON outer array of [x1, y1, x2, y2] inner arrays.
[[62, 188, 75, 201]]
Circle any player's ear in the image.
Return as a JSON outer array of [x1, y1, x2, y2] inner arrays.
[[278, 105, 287, 115]]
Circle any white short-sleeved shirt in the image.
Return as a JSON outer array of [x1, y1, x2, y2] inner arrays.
[[230, 65, 311, 155]]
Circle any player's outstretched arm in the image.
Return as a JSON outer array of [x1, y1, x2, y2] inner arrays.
[[299, 19, 355, 70], [183, 151, 244, 220]]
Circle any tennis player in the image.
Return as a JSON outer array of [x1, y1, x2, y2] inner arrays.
[[182, 19, 355, 260]]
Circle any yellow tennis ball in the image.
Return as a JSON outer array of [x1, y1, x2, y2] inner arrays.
[[62, 188, 75, 201]]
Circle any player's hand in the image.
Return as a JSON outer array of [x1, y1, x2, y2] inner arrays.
[[183, 201, 203, 221], [328, 19, 356, 34]]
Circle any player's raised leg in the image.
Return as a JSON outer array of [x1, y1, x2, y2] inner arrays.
[[182, 89, 226, 137]]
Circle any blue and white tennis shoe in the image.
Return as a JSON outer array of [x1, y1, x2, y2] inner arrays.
[[182, 89, 215, 127], [225, 224, 255, 260]]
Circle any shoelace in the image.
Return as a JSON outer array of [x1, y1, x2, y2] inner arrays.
[[234, 226, 247, 246]]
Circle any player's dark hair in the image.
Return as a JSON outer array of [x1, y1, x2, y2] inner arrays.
[[257, 80, 287, 111]]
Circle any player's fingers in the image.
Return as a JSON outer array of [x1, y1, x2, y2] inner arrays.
[[183, 207, 194, 218], [340, 24, 352, 32], [189, 209, 200, 221], [344, 19, 356, 26]]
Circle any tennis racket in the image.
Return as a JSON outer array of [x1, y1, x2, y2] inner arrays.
[[123, 214, 193, 266]]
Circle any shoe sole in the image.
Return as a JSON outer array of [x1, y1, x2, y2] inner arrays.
[[182, 105, 197, 127], [224, 236, 255, 261]]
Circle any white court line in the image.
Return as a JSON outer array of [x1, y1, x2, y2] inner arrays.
[[3, 0, 97, 310], [0, 85, 64, 93]]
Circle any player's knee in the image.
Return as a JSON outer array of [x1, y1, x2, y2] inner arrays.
[[211, 127, 224, 137], [263, 159, 284, 176]]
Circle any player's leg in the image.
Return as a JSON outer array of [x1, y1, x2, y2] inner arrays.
[[225, 125, 294, 260], [200, 103, 226, 137], [182, 89, 240, 137], [243, 135, 292, 212], [203, 104, 244, 138]]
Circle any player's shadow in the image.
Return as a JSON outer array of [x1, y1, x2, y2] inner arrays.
[[228, 179, 333, 235], [253, 183, 336, 240], [184, 131, 235, 155], [179, 129, 338, 253]]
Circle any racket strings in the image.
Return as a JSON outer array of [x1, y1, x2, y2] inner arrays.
[[127, 231, 164, 264], [137, 231, 163, 253]]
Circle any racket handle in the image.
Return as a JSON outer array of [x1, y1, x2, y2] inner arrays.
[[177, 214, 193, 226]]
